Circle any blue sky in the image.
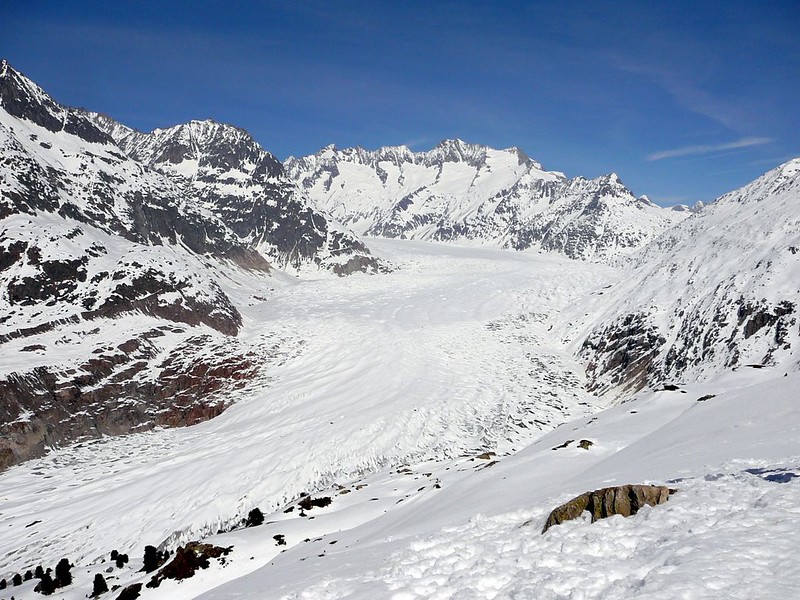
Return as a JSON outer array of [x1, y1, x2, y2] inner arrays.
[[3, 1, 798, 205]]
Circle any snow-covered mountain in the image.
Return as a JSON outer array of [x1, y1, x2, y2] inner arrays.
[[2, 57, 800, 600], [86, 114, 380, 275], [286, 140, 688, 260], [0, 60, 378, 469], [578, 158, 800, 395]]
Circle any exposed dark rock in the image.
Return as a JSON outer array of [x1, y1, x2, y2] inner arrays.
[[245, 507, 264, 527], [34, 571, 56, 595], [552, 440, 573, 450], [115, 582, 142, 600], [581, 313, 665, 394], [541, 484, 675, 533], [298, 496, 333, 511], [146, 542, 232, 588], [91, 573, 109, 597], [54, 557, 72, 587], [142, 545, 168, 573], [0, 333, 263, 469]]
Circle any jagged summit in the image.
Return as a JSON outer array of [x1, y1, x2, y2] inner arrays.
[[88, 114, 284, 179], [286, 141, 685, 260], [86, 111, 380, 275], [0, 59, 112, 144]]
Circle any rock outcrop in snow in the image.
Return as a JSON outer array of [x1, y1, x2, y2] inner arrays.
[[540, 484, 674, 533], [285, 140, 687, 260]]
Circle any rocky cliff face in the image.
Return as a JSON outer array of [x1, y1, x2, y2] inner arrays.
[[86, 114, 380, 275], [285, 140, 687, 261], [579, 159, 800, 395]]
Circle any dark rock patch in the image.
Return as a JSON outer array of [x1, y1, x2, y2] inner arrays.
[[116, 582, 142, 600], [245, 507, 264, 527], [91, 573, 109, 597], [146, 542, 232, 588], [298, 496, 332, 511]]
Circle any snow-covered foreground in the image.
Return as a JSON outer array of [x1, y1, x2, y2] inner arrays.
[[200, 369, 800, 600], [0, 240, 616, 588], [2, 240, 798, 599]]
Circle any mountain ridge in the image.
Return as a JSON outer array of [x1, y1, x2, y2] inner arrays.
[[285, 140, 687, 260]]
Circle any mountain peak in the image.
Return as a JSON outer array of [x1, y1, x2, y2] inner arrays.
[[0, 61, 113, 145], [427, 138, 489, 166]]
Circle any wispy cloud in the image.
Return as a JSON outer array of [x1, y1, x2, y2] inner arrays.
[[647, 137, 772, 161], [610, 56, 748, 132]]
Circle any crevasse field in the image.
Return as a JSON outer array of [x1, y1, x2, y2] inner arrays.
[[2, 239, 798, 600]]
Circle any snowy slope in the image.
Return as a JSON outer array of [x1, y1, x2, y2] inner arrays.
[[3, 350, 798, 599], [286, 141, 687, 260], [200, 368, 800, 600], [0, 238, 618, 589], [578, 159, 800, 395]]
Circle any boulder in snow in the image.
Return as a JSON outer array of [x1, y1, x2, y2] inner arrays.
[[541, 484, 675, 533]]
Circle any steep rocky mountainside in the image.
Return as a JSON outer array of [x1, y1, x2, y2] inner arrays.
[[578, 159, 800, 395], [0, 60, 332, 468], [86, 114, 380, 275], [285, 140, 689, 260]]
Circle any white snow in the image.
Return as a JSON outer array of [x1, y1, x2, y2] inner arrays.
[[1, 238, 798, 600], [2, 61, 799, 600]]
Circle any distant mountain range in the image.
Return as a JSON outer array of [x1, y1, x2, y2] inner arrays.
[[285, 140, 693, 260]]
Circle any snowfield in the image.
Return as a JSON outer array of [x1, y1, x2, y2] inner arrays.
[[0, 239, 616, 590], [1, 239, 798, 600]]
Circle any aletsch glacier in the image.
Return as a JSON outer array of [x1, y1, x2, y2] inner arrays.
[[0, 60, 798, 599]]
